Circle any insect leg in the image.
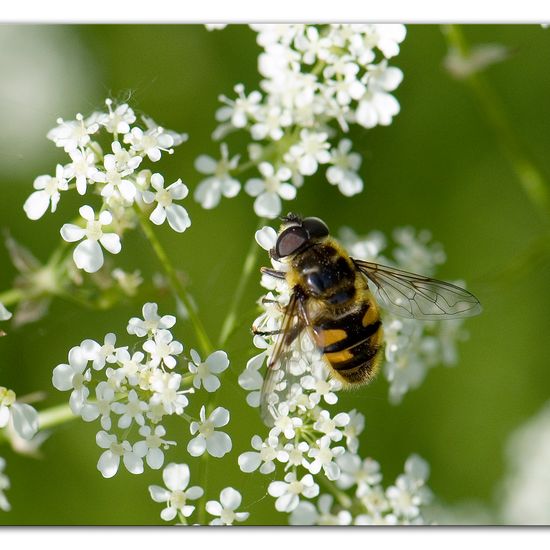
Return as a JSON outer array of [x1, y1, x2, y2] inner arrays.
[[260, 267, 286, 279]]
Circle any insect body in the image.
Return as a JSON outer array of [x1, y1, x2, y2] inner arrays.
[[257, 214, 482, 425], [285, 232, 384, 386]]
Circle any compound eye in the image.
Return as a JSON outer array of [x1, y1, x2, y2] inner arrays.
[[275, 226, 309, 258], [303, 217, 329, 238]]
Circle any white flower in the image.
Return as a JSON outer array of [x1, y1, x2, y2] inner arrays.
[[142, 329, 183, 369], [60, 205, 121, 273], [300, 362, 341, 405], [270, 402, 303, 440], [245, 162, 296, 219], [84, 333, 122, 370], [133, 424, 175, 470], [187, 406, 232, 458], [52, 345, 91, 414], [96, 430, 144, 478], [238, 434, 287, 474], [0, 303, 11, 321], [194, 144, 241, 209], [99, 99, 136, 135], [148, 463, 203, 522], [283, 441, 310, 470], [216, 84, 262, 128], [206, 487, 250, 525], [47, 113, 99, 152], [110, 349, 145, 387], [313, 410, 350, 442], [124, 126, 174, 162], [99, 153, 138, 203], [111, 389, 148, 429], [286, 129, 331, 176], [127, 302, 176, 338], [386, 455, 431, 520], [250, 105, 292, 141], [326, 139, 363, 197], [369, 24, 407, 59], [0, 457, 10, 512], [149, 371, 191, 416], [356, 61, 403, 129], [79, 381, 115, 430], [188, 349, 229, 392], [294, 26, 332, 65], [268, 471, 320, 513], [23, 164, 69, 220], [65, 148, 104, 195], [307, 435, 345, 480], [238, 351, 267, 408], [337, 453, 382, 492], [142, 174, 191, 233]]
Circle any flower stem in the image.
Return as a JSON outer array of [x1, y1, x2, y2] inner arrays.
[[443, 24, 550, 221], [217, 218, 267, 348], [0, 288, 24, 308], [133, 203, 214, 357]]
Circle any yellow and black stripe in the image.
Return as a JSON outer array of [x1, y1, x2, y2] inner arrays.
[[312, 298, 384, 385]]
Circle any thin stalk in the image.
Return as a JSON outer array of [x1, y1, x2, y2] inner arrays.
[[133, 203, 213, 357], [218, 218, 267, 348], [443, 25, 550, 221]]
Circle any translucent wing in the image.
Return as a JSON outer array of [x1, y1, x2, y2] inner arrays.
[[260, 292, 307, 426], [353, 259, 482, 320]]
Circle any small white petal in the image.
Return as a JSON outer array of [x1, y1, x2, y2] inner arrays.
[[23, 191, 50, 220], [166, 204, 191, 233], [149, 204, 167, 225], [73, 239, 104, 273], [99, 233, 122, 255], [60, 224, 86, 243]]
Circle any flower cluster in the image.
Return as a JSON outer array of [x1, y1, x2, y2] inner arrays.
[[195, 24, 406, 218], [238, 350, 432, 524], [24, 99, 190, 274], [52, 302, 231, 479]]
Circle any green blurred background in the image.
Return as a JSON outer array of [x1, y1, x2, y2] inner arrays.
[[0, 24, 549, 525]]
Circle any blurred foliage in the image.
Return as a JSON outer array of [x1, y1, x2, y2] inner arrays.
[[1, 24, 550, 525]]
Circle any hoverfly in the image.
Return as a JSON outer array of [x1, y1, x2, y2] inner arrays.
[[256, 214, 482, 425]]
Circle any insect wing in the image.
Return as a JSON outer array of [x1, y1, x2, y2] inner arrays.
[[260, 292, 305, 426], [353, 259, 482, 320]]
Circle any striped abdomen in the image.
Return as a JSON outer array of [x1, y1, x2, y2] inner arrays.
[[310, 293, 384, 385]]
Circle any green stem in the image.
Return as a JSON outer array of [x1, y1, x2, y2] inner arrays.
[[443, 25, 550, 221], [133, 203, 214, 357], [195, 220, 268, 524], [0, 288, 24, 308], [217, 218, 267, 348]]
